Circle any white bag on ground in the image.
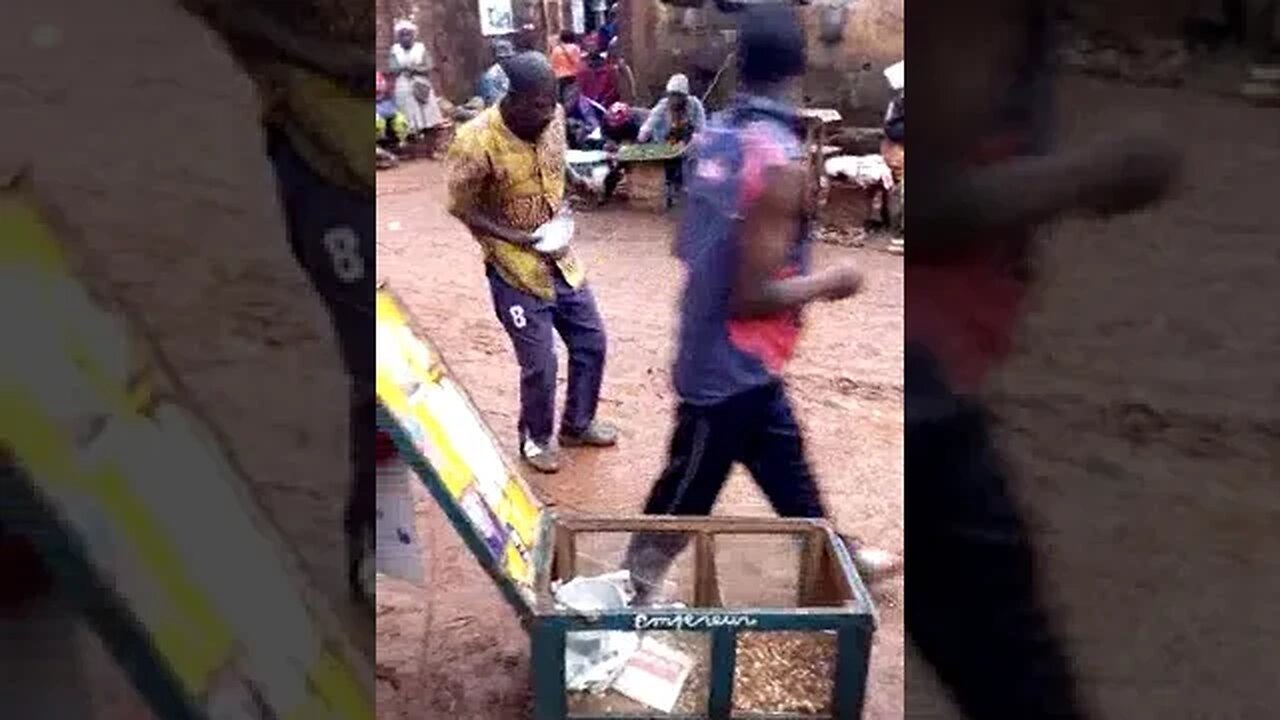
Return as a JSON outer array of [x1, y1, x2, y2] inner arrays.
[[375, 460, 426, 587], [555, 571, 640, 691]]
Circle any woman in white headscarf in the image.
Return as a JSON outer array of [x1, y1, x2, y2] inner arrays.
[[638, 74, 706, 209], [389, 20, 446, 143]]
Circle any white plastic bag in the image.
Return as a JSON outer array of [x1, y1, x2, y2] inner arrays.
[[612, 637, 695, 713], [555, 571, 641, 691], [375, 459, 426, 587], [884, 60, 905, 91], [533, 210, 575, 254]]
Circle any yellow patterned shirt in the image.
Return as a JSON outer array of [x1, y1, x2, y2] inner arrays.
[[446, 106, 585, 300], [254, 64, 372, 194]]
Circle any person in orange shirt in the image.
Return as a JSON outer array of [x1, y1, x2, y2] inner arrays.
[[550, 30, 583, 97]]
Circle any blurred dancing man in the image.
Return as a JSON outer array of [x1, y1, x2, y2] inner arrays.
[[623, 5, 901, 605]]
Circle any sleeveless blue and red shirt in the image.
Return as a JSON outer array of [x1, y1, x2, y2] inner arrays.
[[906, 3, 1055, 394], [672, 94, 812, 405]]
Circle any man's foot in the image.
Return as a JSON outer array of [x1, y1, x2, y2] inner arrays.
[[841, 535, 902, 582], [886, 237, 904, 256], [559, 420, 619, 448], [521, 438, 561, 474]]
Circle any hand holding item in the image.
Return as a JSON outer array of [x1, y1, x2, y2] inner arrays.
[[533, 211, 575, 258]]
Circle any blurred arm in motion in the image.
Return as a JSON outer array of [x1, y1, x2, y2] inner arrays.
[[731, 162, 861, 318], [912, 127, 1181, 254]]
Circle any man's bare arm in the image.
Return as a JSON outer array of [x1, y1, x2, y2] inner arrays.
[[730, 163, 860, 318], [913, 127, 1180, 251], [448, 206, 537, 248], [445, 142, 538, 248], [912, 153, 1092, 238]]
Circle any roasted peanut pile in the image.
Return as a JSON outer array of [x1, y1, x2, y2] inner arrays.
[[617, 143, 685, 163], [733, 632, 835, 715]]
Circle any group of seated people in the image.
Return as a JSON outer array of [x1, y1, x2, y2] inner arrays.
[[561, 58, 707, 208], [379, 25, 708, 207]]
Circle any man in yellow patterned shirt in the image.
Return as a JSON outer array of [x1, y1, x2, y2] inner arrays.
[[448, 52, 617, 474]]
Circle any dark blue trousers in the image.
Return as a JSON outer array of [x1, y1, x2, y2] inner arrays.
[[905, 342, 1085, 719], [622, 381, 828, 598], [486, 266, 607, 446], [265, 126, 375, 602]]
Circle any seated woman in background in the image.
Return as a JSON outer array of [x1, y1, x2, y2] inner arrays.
[[478, 39, 516, 107], [593, 102, 651, 202], [637, 74, 706, 208], [563, 79, 605, 149], [376, 72, 410, 152], [602, 102, 648, 146]]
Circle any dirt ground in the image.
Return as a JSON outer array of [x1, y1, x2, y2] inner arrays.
[[909, 75, 1280, 718], [374, 165, 906, 718]]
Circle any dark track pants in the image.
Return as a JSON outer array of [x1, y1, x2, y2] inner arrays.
[[265, 126, 375, 602], [905, 342, 1085, 719], [486, 266, 608, 446], [623, 382, 827, 599]]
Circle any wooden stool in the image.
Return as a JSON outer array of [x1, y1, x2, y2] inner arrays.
[[621, 161, 668, 212], [824, 181, 880, 229]]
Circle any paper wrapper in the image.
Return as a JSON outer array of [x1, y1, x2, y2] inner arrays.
[[612, 637, 695, 713], [533, 211, 575, 254], [375, 461, 426, 587]]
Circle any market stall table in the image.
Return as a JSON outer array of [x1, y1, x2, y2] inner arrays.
[[614, 142, 688, 211]]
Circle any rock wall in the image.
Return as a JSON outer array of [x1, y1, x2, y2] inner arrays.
[[1066, 0, 1276, 50], [1067, 0, 1201, 43], [621, 0, 903, 125], [1057, 0, 1280, 89]]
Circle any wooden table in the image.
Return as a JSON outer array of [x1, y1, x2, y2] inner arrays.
[[615, 143, 689, 211], [799, 108, 844, 222], [798, 109, 843, 166], [798, 108, 844, 126]]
